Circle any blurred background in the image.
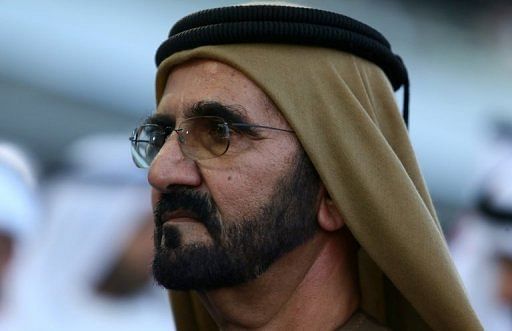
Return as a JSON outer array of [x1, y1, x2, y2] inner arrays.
[[0, 0, 511, 330], [1, 0, 512, 222]]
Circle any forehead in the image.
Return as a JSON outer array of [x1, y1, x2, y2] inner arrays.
[[157, 59, 281, 122]]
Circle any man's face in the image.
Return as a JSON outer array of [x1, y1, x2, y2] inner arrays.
[[148, 60, 321, 290]]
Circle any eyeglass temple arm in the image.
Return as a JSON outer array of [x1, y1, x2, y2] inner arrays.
[[230, 123, 294, 133]]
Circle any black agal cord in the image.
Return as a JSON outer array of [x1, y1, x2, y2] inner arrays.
[[156, 5, 410, 127]]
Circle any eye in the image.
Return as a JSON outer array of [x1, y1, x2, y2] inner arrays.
[[141, 125, 168, 147], [150, 134, 166, 146], [209, 123, 228, 139]]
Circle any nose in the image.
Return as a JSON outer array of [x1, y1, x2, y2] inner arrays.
[[148, 134, 202, 192]]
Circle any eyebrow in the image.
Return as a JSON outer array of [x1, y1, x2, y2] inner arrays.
[[184, 101, 250, 124], [144, 113, 175, 128], [145, 101, 250, 128]]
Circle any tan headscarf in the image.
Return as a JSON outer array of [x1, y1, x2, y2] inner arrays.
[[155, 44, 482, 331]]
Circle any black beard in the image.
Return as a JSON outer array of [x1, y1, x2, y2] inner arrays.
[[152, 149, 321, 291]]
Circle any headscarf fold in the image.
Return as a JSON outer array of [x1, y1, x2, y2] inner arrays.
[[155, 44, 482, 331]]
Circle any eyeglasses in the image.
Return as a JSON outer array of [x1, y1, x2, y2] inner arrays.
[[129, 116, 294, 168]]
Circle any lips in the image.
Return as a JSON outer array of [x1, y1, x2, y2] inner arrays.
[[158, 209, 200, 227]]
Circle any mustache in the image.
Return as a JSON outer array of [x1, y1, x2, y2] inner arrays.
[[154, 186, 222, 240]]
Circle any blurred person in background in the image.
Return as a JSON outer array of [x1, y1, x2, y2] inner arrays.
[[4, 134, 174, 331], [450, 126, 512, 331], [0, 143, 40, 321]]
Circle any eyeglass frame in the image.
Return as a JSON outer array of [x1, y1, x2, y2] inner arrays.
[[129, 115, 294, 168]]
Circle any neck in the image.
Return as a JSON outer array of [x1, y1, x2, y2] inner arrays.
[[198, 230, 360, 330]]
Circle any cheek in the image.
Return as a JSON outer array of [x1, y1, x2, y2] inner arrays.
[[199, 135, 299, 219], [202, 162, 281, 220]]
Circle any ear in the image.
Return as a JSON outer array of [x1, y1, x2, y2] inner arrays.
[[317, 187, 345, 232]]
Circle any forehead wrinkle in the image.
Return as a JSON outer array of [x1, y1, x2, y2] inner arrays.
[[156, 70, 193, 116], [156, 93, 173, 115], [156, 92, 197, 122], [159, 59, 287, 127]]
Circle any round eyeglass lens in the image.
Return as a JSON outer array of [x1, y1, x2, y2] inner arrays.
[[179, 117, 230, 160], [131, 125, 166, 168]]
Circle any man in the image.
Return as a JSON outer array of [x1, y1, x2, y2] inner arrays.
[[129, 4, 482, 330]]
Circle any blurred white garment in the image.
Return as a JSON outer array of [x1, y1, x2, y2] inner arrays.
[[451, 216, 512, 331], [0, 143, 41, 327], [450, 137, 512, 331], [3, 134, 175, 331], [0, 142, 40, 246]]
